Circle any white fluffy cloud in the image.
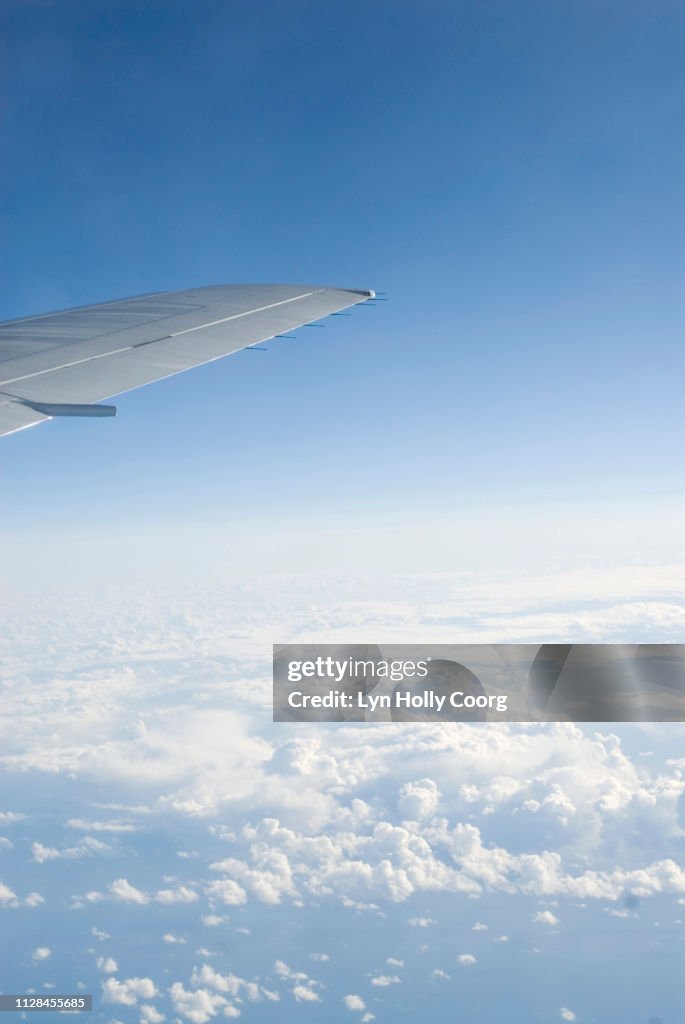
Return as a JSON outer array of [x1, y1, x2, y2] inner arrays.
[[32, 837, 110, 862], [273, 960, 319, 1003], [533, 911, 560, 926], [108, 879, 149, 905], [560, 1009, 576, 1021], [166, 965, 277, 1022], [1, 572, 684, 1024], [204, 879, 247, 906], [399, 779, 440, 820], [457, 954, 476, 966], [0, 882, 17, 904], [168, 982, 227, 1023], [102, 977, 157, 1006], [191, 964, 278, 1005], [96, 956, 118, 973], [190, 802, 685, 914], [293, 985, 320, 1002], [344, 994, 366, 1011], [140, 1007, 165, 1024], [209, 846, 296, 905], [32, 947, 51, 961], [155, 886, 198, 904], [0, 882, 42, 909]]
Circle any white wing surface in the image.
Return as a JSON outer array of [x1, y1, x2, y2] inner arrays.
[[0, 283, 374, 437]]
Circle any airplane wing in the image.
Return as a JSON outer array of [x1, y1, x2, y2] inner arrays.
[[0, 283, 375, 437]]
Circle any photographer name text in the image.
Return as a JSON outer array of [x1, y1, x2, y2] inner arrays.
[[287, 689, 508, 713]]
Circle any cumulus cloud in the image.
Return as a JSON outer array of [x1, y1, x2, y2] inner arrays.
[[399, 779, 440, 820], [192, 964, 277, 1008], [32, 947, 51, 961], [102, 978, 157, 1006], [168, 982, 227, 1023], [457, 954, 476, 965], [204, 879, 247, 906], [32, 837, 110, 862], [0, 812, 25, 824], [183, 796, 685, 914], [274, 961, 294, 978], [0, 882, 42, 909], [96, 956, 118, 973], [560, 1010, 576, 1021], [190, 965, 240, 996], [293, 985, 321, 1002], [344, 994, 366, 1012], [167, 964, 275, 1022], [140, 1007, 165, 1024], [0, 881, 17, 904], [533, 911, 560, 926], [31, 843, 60, 863], [273, 960, 319, 1002], [371, 974, 401, 986], [209, 844, 295, 904], [155, 886, 198, 904], [108, 879, 149, 905], [2, 573, 685, 1023]]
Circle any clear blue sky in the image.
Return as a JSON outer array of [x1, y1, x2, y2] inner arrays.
[[0, 0, 682, 539]]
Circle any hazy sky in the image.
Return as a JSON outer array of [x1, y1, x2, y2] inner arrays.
[[0, 0, 682, 572]]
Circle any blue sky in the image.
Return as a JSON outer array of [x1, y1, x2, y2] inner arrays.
[[1, 6, 684, 1023], [1, 0, 683, 545]]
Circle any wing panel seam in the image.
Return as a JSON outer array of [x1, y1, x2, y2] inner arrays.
[[0, 289, 322, 387]]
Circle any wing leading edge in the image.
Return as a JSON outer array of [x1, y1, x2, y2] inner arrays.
[[0, 283, 375, 437]]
